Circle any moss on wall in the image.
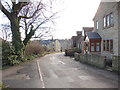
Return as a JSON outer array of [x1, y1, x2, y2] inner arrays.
[[112, 56, 120, 72], [75, 53, 106, 69]]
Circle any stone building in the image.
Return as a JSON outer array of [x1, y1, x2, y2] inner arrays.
[[93, 2, 120, 58], [71, 31, 82, 48], [46, 39, 61, 51], [40, 39, 72, 52], [58, 39, 72, 51], [81, 27, 94, 54]]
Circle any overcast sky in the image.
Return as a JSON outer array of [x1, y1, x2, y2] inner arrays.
[[0, 0, 101, 40], [52, 0, 101, 39]]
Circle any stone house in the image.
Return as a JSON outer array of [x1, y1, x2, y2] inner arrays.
[[76, 31, 82, 49], [71, 31, 82, 52], [82, 27, 94, 37], [81, 27, 94, 54], [46, 39, 61, 51], [84, 32, 102, 54], [58, 39, 72, 51], [93, 1, 120, 58], [40, 39, 72, 52], [71, 36, 78, 47]]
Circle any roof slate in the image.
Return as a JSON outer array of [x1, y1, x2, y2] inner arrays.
[[86, 32, 101, 39]]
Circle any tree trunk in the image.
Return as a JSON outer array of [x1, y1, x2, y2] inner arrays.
[[10, 16, 24, 59]]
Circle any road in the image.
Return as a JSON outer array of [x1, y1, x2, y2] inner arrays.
[[2, 52, 119, 88]]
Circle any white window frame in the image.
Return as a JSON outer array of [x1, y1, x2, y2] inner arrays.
[[91, 43, 94, 52], [96, 21, 99, 30], [103, 12, 114, 28]]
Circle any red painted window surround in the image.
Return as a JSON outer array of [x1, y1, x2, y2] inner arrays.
[[103, 40, 105, 51], [103, 40, 113, 52], [107, 40, 109, 51], [90, 42, 101, 52]]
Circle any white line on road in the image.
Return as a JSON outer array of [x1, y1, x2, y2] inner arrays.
[[37, 60, 45, 88], [58, 61, 65, 64]]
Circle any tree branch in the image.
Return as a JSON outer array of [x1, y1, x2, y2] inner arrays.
[[19, 2, 43, 19], [5, 2, 12, 11], [34, 12, 57, 31], [23, 25, 36, 46], [12, 2, 28, 16], [0, 1, 11, 20]]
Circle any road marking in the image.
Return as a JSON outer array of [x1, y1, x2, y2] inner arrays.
[[37, 60, 45, 88], [58, 61, 65, 64], [50, 56, 65, 65], [78, 76, 92, 80]]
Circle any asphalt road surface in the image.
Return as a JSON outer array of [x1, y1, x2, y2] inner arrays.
[[2, 52, 119, 88]]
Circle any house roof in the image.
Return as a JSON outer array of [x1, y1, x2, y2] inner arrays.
[[40, 40, 52, 45], [83, 27, 94, 40], [72, 36, 77, 39], [93, 1, 101, 21], [83, 27, 94, 32], [86, 32, 101, 39], [76, 31, 82, 36], [93, 2, 119, 20]]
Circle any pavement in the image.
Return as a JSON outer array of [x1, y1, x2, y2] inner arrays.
[[2, 52, 119, 88], [2, 60, 42, 88]]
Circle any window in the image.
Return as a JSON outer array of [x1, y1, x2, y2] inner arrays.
[[90, 42, 101, 52], [103, 40, 113, 52], [107, 40, 109, 51], [96, 43, 100, 51], [109, 13, 113, 25], [106, 15, 110, 27], [96, 21, 99, 30], [110, 40, 113, 52], [103, 40, 106, 51], [103, 17, 106, 27], [103, 12, 114, 28], [91, 43, 94, 51]]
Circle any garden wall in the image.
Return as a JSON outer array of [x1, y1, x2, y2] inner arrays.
[[112, 56, 120, 72], [74, 53, 106, 69]]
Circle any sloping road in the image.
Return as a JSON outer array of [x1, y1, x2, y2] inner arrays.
[[2, 52, 119, 88]]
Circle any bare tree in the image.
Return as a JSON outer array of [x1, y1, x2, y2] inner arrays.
[[1, 24, 11, 41], [0, 0, 58, 59], [19, 2, 57, 46]]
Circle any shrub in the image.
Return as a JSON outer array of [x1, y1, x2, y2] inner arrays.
[[25, 41, 45, 56], [2, 41, 13, 66], [2, 41, 19, 66], [8, 55, 20, 65]]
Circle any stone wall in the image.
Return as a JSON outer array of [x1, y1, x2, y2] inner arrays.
[[74, 53, 79, 61], [112, 56, 120, 72], [75, 53, 120, 72], [74, 53, 106, 68], [118, 2, 120, 55]]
